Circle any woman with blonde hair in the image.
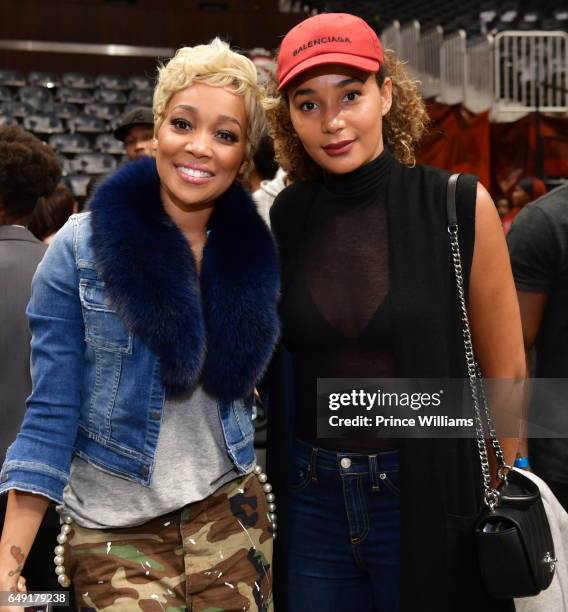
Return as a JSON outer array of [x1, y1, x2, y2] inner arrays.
[[265, 13, 524, 612], [0, 38, 278, 611]]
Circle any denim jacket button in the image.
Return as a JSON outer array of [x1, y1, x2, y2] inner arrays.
[[139, 465, 149, 477], [149, 410, 161, 421], [340, 458, 352, 469]]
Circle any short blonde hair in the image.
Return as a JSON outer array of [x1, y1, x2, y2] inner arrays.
[[154, 38, 266, 165]]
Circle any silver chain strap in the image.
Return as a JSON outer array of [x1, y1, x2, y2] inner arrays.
[[448, 219, 510, 510]]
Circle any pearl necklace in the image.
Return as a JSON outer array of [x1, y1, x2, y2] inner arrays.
[[54, 465, 276, 587]]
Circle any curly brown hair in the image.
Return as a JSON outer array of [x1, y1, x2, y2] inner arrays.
[[28, 183, 77, 241], [0, 125, 61, 223], [264, 50, 429, 182]]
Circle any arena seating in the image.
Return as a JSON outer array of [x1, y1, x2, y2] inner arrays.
[[0, 16, 565, 199], [0, 71, 154, 199], [290, 0, 568, 35]]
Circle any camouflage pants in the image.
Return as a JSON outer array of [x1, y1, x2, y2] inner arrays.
[[64, 473, 273, 611]]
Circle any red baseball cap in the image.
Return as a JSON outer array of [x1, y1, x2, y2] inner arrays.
[[277, 13, 384, 91]]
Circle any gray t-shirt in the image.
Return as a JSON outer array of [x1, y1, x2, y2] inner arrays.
[[508, 183, 568, 483], [63, 386, 243, 528]]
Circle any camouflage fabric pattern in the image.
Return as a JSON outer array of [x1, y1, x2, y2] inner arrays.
[[65, 473, 273, 611]]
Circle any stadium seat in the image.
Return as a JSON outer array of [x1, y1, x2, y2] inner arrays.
[[84, 103, 121, 121], [0, 87, 13, 102], [57, 87, 95, 105], [67, 114, 107, 134], [96, 74, 130, 90], [43, 102, 79, 119], [28, 71, 61, 88], [120, 104, 149, 116], [62, 72, 97, 89], [498, 2, 520, 25], [57, 156, 74, 176], [94, 89, 128, 104], [18, 86, 53, 110], [0, 70, 26, 87], [128, 89, 153, 105], [72, 153, 117, 175], [94, 133, 125, 155], [48, 133, 92, 154], [0, 101, 33, 118], [63, 173, 92, 198], [128, 76, 154, 91], [23, 114, 66, 135]]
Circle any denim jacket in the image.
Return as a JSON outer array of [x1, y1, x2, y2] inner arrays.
[[0, 158, 280, 503]]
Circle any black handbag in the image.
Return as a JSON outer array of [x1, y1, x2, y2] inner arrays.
[[446, 173, 557, 599]]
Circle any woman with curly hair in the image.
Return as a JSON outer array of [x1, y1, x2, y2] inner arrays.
[[0, 125, 60, 225], [264, 13, 524, 612], [0, 39, 279, 611]]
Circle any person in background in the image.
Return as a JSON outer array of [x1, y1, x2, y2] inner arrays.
[[83, 107, 156, 210], [508, 182, 568, 512], [496, 196, 511, 219], [28, 183, 78, 244], [250, 134, 288, 226], [0, 125, 64, 597], [253, 165, 288, 226], [502, 176, 547, 234], [113, 106, 155, 160], [246, 133, 279, 193]]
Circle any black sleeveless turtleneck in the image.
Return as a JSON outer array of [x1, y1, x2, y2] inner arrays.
[[280, 150, 399, 452], [270, 161, 498, 612]]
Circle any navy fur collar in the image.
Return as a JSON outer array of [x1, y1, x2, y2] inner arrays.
[[90, 157, 280, 401]]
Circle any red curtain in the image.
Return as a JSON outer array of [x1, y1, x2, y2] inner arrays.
[[415, 102, 568, 197], [490, 114, 536, 195], [416, 102, 492, 189], [540, 115, 568, 179]]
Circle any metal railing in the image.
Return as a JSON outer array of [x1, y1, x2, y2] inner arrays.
[[465, 35, 494, 112], [417, 26, 443, 98], [494, 31, 568, 112], [381, 20, 401, 56], [440, 29, 467, 105], [380, 20, 566, 115], [400, 20, 421, 77]]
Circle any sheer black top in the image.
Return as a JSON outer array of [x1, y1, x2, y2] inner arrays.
[[280, 150, 399, 452]]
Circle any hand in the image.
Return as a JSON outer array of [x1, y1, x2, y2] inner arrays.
[[0, 573, 26, 611]]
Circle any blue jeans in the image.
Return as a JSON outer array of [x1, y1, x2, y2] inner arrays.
[[286, 439, 401, 612]]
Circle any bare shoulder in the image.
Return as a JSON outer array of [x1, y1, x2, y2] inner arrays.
[[468, 182, 525, 379], [474, 182, 502, 235]]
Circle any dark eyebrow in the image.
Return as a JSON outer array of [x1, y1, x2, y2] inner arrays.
[[336, 77, 364, 87], [292, 77, 364, 100], [292, 87, 315, 100], [173, 105, 242, 130]]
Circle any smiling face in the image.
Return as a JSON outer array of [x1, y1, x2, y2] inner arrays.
[[155, 82, 248, 211], [287, 65, 392, 175]]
